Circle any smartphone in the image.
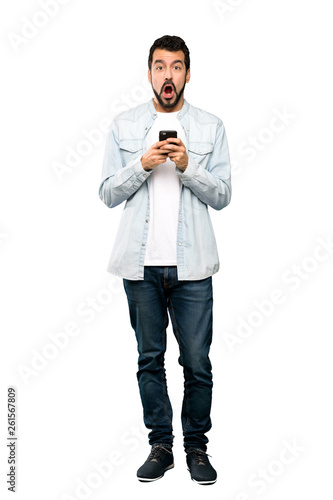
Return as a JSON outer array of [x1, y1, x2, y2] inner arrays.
[[159, 130, 178, 142]]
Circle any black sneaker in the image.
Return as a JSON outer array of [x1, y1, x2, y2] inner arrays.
[[186, 447, 217, 485], [137, 444, 174, 482]]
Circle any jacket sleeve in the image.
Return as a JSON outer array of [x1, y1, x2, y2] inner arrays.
[[176, 120, 231, 210], [98, 119, 152, 208]]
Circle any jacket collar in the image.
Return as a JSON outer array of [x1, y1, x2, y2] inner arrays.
[[148, 98, 190, 119]]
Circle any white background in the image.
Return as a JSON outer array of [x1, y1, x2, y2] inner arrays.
[[1, 0, 332, 499]]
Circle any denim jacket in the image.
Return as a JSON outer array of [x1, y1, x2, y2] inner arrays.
[[98, 98, 231, 280]]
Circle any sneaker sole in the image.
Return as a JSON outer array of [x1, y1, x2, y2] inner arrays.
[[191, 477, 217, 485], [137, 463, 174, 482]]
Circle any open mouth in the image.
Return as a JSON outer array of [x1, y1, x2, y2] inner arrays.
[[163, 84, 175, 99]]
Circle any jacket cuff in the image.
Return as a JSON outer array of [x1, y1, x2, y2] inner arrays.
[[132, 157, 153, 181], [176, 157, 198, 180]]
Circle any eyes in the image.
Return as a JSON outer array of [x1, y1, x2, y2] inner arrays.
[[155, 65, 182, 71]]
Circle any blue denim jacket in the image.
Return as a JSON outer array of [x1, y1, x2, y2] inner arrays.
[[99, 98, 231, 280]]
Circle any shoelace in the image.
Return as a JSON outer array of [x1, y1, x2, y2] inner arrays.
[[148, 445, 172, 463], [187, 448, 211, 466]]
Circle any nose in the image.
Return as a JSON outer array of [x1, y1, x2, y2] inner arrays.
[[164, 67, 172, 80]]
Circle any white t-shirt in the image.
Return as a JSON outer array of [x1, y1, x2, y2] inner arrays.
[[144, 111, 187, 266]]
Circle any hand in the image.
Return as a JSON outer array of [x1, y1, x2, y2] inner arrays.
[[141, 140, 169, 171], [160, 137, 188, 171]]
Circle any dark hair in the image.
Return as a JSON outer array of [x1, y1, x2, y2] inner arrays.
[[148, 35, 190, 72]]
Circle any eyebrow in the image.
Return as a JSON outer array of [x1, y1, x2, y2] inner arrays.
[[153, 59, 184, 66]]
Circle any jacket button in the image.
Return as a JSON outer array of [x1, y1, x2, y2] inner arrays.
[[145, 219, 149, 223], [142, 243, 145, 247]]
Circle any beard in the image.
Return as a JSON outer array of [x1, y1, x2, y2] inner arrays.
[[152, 78, 187, 109]]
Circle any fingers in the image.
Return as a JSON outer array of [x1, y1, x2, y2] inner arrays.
[[161, 144, 185, 153], [166, 137, 181, 144], [145, 138, 185, 168], [155, 139, 169, 149], [163, 138, 181, 148], [155, 138, 182, 149]]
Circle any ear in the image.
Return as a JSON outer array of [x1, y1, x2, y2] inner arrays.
[[186, 68, 191, 83], [148, 69, 152, 84]]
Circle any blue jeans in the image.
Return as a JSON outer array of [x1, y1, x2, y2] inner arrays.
[[123, 266, 213, 451]]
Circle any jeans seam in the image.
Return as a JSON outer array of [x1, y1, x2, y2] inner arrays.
[[169, 297, 191, 433], [163, 267, 174, 288], [161, 313, 173, 431]]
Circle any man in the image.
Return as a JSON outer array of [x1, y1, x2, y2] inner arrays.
[[98, 35, 231, 485]]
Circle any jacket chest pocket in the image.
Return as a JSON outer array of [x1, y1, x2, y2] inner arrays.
[[119, 139, 143, 167], [187, 141, 213, 169]]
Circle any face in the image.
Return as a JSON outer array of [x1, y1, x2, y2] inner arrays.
[[148, 49, 190, 111]]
